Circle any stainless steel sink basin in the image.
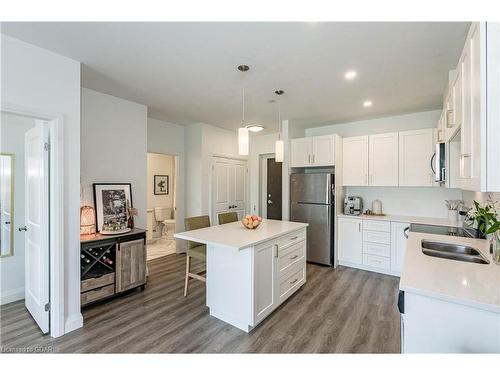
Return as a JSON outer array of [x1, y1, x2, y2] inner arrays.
[[421, 240, 490, 264]]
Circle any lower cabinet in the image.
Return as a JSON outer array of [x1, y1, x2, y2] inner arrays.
[[80, 230, 147, 307], [338, 218, 408, 276], [116, 238, 147, 293], [253, 229, 306, 326], [338, 217, 363, 264]]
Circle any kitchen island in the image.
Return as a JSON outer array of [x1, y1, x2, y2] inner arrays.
[[174, 219, 308, 332]]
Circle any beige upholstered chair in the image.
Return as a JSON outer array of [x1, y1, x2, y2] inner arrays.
[[218, 212, 238, 225], [183, 215, 210, 297]]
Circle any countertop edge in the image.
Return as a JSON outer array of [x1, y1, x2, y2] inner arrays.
[[399, 283, 500, 314], [174, 223, 308, 250]]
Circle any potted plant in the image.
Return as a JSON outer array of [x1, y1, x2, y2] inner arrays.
[[468, 198, 500, 264]]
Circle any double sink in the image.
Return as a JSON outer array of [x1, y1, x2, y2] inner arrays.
[[421, 240, 490, 265]]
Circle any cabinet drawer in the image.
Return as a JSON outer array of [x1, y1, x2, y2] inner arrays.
[[279, 263, 305, 301], [278, 240, 305, 274], [81, 273, 115, 293], [363, 254, 390, 271], [363, 230, 391, 245], [363, 242, 390, 257], [363, 220, 391, 232], [81, 284, 115, 306], [279, 229, 306, 249]]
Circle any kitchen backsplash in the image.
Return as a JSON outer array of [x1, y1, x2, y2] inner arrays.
[[345, 186, 463, 218], [462, 191, 500, 208]]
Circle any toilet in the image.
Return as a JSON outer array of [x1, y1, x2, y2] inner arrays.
[[154, 207, 176, 239]]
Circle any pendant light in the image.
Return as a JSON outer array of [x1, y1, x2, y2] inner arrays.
[[274, 90, 285, 162], [237, 65, 250, 156]]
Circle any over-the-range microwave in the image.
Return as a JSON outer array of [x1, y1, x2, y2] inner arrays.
[[432, 142, 446, 183]]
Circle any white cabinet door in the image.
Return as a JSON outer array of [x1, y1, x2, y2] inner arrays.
[[290, 137, 312, 167], [312, 135, 335, 166], [369, 132, 399, 186], [338, 218, 363, 264], [399, 129, 434, 186], [390, 222, 409, 275], [342, 136, 369, 186], [447, 66, 462, 142], [253, 240, 277, 324], [460, 38, 473, 179]]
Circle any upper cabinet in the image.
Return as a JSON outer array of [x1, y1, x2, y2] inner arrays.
[[369, 133, 399, 186], [342, 136, 369, 186], [290, 135, 336, 167], [399, 129, 434, 187], [444, 22, 500, 192]]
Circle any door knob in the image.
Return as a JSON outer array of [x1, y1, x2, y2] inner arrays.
[[18, 226, 27, 232], [268, 200, 273, 204]]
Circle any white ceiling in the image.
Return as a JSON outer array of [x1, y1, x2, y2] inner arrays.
[[1, 22, 469, 132]]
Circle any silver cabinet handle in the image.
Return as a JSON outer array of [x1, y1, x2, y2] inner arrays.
[[290, 278, 299, 285], [18, 226, 27, 232], [290, 236, 298, 240], [290, 255, 298, 260], [403, 227, 410, 239], [358, 223, 361, 232], [274, 244, 278, 258]]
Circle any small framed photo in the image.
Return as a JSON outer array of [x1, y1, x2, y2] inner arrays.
[[93, 183, 133, 233], [154, 175, 169, 195]]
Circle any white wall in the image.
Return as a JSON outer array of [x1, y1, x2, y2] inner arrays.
[[1, 34, 82, 332], [0, 113, 36, 304], [249, 132, 279, 215], [184, 122, 243, 218], [81, 88, 148, 229], [304, 110, 441, 137], [147, 153, 175, 210]]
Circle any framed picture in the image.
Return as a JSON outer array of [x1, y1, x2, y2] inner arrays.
[[93, 183, 133, 233], [154, 175, 169, 195]]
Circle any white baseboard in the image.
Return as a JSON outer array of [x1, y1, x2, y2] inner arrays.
[[64, 313, 83, 333], [0, 287, 24, 305]]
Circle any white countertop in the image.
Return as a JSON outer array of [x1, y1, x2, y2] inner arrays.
[[400, 231, 500, 313], [174, 219, 308, 250], [338, 213, 463, 227]]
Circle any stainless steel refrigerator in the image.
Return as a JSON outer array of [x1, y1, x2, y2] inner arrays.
[[290, 173, 334, 266]]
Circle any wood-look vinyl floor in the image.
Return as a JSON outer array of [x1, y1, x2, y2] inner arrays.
[[0, 254, 401, 353]]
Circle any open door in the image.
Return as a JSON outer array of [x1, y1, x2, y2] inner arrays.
[[24, 124, 50, 334]]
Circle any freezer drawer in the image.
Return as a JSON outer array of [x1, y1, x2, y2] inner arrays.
[[290, 202, 333, 265]]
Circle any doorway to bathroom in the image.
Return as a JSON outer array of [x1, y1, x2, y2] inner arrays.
[[146, 152, 177, 261]]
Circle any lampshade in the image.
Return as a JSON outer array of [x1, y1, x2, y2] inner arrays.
[[275, 140, 284, 162], [238, 127, 249, 156], [80, 205, 96, 235]]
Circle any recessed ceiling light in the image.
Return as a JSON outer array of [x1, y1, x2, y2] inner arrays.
[[363, 100, 373, 108], [344, 70, 357, 80], [246, 124, 264, 133]]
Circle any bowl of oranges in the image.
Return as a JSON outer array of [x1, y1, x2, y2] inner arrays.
[[241, 214, 262, 229]]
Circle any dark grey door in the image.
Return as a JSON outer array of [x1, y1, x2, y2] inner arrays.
[[266, 158, 282, 220], [290, 202, 333, 265]]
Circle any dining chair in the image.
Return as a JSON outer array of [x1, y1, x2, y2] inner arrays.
[[183, 215, 210, 297], [218, 212, 239, 225]]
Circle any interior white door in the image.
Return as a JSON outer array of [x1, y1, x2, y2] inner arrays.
[[212, 158, 231, 224], [342, 136, 369, 186], [24, 124, 50, 334], [231, 161, 247, 220], [369, 132, 399, 186], [212, 157, 247, 224], [0, 155, 13, 256]]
